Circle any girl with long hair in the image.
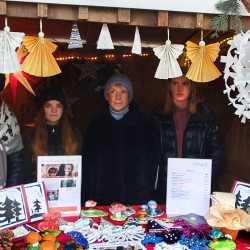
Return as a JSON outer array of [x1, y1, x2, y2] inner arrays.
[[24, 87, 81, 182]]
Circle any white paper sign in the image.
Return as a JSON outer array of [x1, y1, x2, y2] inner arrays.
[[37, 155, 82, 217], [166, 158, 212, 216]]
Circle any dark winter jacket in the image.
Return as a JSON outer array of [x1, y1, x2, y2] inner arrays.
[[155, 103, 222, 202], [83, 106, 160, 205], [23, 124, 82, 183], [6, 150, 24, 187]]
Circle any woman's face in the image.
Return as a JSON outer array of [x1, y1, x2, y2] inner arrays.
[[170, 76, 191, 108], [44, 100, 64, 125], [64, 164, 73, 176], [107, 84, 129, 112]]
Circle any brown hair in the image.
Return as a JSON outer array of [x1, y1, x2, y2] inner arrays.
[[163, 77, 197, 114], [32, 108, 79, 163]]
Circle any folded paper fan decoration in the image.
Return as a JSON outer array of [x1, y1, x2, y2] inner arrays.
[[131, 26, 142, 55], [153, 39, 184, 79], [22, 20, 61, 77], [0, 18, 25, 74], [68, 23, 83, 49], [186, 41, 221, 82], [97, 24, 114, 50]]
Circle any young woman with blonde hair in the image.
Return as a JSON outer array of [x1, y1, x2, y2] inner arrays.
[[155, 75, 222, 202]]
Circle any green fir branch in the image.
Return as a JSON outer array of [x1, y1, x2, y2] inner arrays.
[[211, 0, 243, 36]]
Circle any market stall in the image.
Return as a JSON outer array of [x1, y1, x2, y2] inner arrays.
[[0, 0, 250, 249]]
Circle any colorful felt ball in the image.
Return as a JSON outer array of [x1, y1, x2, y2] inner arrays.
[[209, 239, 236, 250], [26, 232, 42, 244]]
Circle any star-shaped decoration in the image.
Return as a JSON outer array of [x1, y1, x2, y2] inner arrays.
[[4, 46, 39, 104]]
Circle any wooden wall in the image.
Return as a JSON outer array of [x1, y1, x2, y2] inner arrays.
[[5, 53, 250, 192]]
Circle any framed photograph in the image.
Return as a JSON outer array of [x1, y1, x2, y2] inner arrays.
[[0, 186, 28, 230], [232, 180, 250, 213], [23, 182, 48, 222], [37, 155, 82, 217]]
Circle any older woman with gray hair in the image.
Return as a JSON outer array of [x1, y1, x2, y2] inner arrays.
[[84, 73, 160, 205]]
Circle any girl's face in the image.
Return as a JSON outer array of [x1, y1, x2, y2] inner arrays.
[[44, 100, 64, 125], [170, 76, 191, 108], [64, 164, 73, 176]]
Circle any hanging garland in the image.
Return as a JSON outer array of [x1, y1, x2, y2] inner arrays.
[[211, 0, 242, 36], [221, 30, 250, 123]]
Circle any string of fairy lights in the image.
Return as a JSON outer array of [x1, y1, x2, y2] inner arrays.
[[56, 53, 151, 62], [55, 36, 232, 63]]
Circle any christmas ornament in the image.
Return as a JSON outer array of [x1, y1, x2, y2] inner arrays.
[[0, 17, 24, 74], [22, 19, 61, 77], [4, 46, 38, 104], [131, 26, 142, 55], [97, 24, 114, 50], [153, 29, 184, 79], [221, 31, 250, 123], [68, 23, 83, 49], [186, 39, 221, 82]]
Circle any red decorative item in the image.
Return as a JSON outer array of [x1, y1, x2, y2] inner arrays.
[[37, 213, 60, 231], [56, 232, 73, 250]]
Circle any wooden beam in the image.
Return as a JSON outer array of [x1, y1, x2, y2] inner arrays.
[[117, 8, 130, 23], [0, 1, 6, 15], [196, 13, 204, 28], [48, 5, 78, 20], [157, 11, 168, 27], [78, 6, 88, 20], [88, 7, 117, 23], [37, 3, 48, 18]]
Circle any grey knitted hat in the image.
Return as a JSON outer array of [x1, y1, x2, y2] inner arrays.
[[104, 73, 133, 103]]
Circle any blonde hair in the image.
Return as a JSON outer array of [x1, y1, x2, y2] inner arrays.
[[163, 77, 197, 114]]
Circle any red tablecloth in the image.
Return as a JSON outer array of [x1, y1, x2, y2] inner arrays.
[[13, 205, 250, 249]]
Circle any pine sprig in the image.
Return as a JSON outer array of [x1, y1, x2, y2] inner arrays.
[[211, 0, 243, 36]]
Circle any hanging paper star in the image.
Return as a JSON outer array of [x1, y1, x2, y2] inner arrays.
[[185, 40, 221, 82], [97, 24, 114, 50], [22, 32, 61, 77], [0, 24, 24, 73], [68, 23, 84, 49], [153, 40, 184, 79], [4, 46, 39, 104], [131, 26, 142, 55]]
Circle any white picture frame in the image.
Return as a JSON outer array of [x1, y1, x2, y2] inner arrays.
[[232, 180, 250, 213], [37, 155, 82, 217], [23, 182, 48, 222], [0, 186, 28, 230]]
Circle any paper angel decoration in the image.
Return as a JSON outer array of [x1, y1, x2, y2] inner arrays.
[[22, 32, 61, 77], [132, 26, 142, 55], [221, 31, 250, 123], [153, 40, 184, 79], [68, 23, 83, 49], [186, 41, 222, 82], [0, 24, 25, 74], [97, 24, 114, 50]]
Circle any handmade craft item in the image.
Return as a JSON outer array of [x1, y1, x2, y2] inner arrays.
[[22, 20, 61, 77], [131, 26, 142, 55], [147, 200, 163, 217], [81, 209, 107, 218], [109, 203, 128, 221], [68, 23, 83, 49], [206, 192, 250, 232], [0, 18, 24, 74], [0, 229, 14, 249], [208, 239, 236, 250], [153, 29, 184, 79], [221, 31, 250, 123], [186, 40, 221, 82], [97, 23, 114, 50]]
